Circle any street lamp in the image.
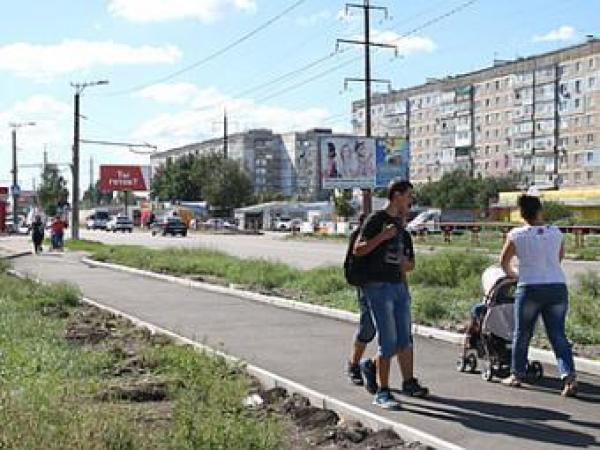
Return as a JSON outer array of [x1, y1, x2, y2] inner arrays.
[[8, 121, 36, 229], [70, 80, 109, 240]]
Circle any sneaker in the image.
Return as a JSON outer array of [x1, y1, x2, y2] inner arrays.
[[402, 378, 429, 398], [373, 388, 401, 410], [346, 361, 363, 386], [501, 374, 523, 387], [561, 375, 578, 398], [360, 358, 378, 395]]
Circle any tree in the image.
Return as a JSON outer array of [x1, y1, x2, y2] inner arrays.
[[37, 164, 69, 216], [333, 190, 355, 219], [150, 153, 253, 213], [542, 201, 572, 223], [82, 180, 113, 208], [416, 170, 518, 209], [199, 156, 253, 213]]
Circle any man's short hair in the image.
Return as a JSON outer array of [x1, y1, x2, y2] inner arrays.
[[387, 179, 413, 200]]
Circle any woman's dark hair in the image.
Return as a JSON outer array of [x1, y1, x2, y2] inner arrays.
[[518, 194, 542, 223]]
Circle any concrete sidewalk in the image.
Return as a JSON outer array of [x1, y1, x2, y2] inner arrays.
[[9, 252, 600, 450]]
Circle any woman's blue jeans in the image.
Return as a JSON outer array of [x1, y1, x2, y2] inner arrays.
[[512, 283, 575, 379]]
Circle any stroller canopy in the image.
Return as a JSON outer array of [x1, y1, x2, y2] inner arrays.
[[481, 265, 511, 297]]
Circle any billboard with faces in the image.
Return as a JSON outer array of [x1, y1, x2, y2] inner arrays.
[[319, 137, 376, 189]]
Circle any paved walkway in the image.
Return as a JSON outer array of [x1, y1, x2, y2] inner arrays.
[[9, 252, 600, 450]]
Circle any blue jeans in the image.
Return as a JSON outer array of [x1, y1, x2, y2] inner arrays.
[[354, 288, 375, 344], [512, 283, 575, 379], [363, 282, 412, 359]]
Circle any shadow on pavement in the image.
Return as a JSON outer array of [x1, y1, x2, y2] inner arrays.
[[394, 394, 600, 448]]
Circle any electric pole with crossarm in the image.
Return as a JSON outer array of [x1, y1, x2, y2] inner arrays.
[[337, 0, 397, 214]]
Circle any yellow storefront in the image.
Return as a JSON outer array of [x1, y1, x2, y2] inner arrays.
[[496, 186, 600, 222]]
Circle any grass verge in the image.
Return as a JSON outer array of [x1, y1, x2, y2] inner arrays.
[[0, 264, 282, 449], [65, 240, 600, 354]]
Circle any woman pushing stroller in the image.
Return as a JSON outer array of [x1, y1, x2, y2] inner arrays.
[[499, 194, 577, 397]]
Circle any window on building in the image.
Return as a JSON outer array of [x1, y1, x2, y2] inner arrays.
[[575, 80, 581, 93], [575, 136, 580, 145], [588, 152, 594, 163], [495, 80, 500, 90], [590, 58, 595, 69], [576, 62, 581, 72], [588, 134, 594, 143], [485, 99, 490, 107], [575, 98, 581, 108], [588, 171, 594, 180], [590, 77, 596, 88]]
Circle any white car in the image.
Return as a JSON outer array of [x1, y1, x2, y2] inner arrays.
[[106, 215, 133, 233], [275, 217, 302, 232], [86, 211, 109, 230]]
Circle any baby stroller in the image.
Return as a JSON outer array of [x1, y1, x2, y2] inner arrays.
[[456, 266, 544, 383]]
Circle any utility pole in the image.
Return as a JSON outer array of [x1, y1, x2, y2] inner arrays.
[[9, 122, 36, 228], [337, 0, 396, 214], [223, 109, 228, 159], [70, 80, 109, 240]]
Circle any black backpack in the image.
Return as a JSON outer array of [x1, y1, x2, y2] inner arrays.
[[343, 229, 368, 287]]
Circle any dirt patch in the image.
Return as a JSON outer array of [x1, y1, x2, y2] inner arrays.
[[256, 388, 435, 449], [96, 377, 182, 402]]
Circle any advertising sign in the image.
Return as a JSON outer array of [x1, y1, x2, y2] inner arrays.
[[100, 165, 151, 192], [375, 137, 410, 187], [320, 137, 376, 189]]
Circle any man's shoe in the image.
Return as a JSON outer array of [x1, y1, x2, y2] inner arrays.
[[346, 361, 363, 386], [360, 358, 378, 395], [373, 388, 401, 410], [561, 375, 578, 397], [501, 374, 523, 387], [402, 378, 429, 398]]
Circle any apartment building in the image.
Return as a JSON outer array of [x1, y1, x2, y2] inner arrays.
[[352, 38, 600, 187], [150, 129, 292, 196]]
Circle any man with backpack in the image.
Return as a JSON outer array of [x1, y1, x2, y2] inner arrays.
[[344, 213, 376, 385], [352, 180, 428, 409]]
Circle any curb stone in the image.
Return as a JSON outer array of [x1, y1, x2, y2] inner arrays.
[[81, 257, 600, 377], [6, 267, 463, 450]]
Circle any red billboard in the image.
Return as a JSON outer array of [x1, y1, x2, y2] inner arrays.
[[100, 165, 151, 192]]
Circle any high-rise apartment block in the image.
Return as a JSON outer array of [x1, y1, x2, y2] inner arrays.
[[352, 38, 600, 186]]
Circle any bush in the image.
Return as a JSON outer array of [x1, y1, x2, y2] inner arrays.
[[409, 251, 491, 288]]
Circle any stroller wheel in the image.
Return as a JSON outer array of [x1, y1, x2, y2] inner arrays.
[[482, 364, 494, 382], [456, 358, 468, 372], [466, 354, 478, 373], [527, 361, 544, 382]]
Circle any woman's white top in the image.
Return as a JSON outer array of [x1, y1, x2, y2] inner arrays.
[[508, 225, 566, 286]]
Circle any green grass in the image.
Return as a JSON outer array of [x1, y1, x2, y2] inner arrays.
[[66, 240, 600, 347], [287, 231, 600, 261], [0, 264, 282, 449]]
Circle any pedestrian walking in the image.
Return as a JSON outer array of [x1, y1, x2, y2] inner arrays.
[[500, 194, 578, 396], [344, 213, 376, 385], [50, 214, 66, 251], [31, 215, 44, 255], [353, 180, 428, 409]]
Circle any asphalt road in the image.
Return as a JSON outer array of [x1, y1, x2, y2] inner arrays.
[[10, 252, 600, 450], [79, 229, 599, 285]]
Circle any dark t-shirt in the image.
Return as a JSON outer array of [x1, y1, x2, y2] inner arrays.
[[359, 210, 414, 283]]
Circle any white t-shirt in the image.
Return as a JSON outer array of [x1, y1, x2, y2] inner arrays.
[[508, 225, 566, 286]]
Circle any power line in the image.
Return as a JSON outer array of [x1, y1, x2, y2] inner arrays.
[[107, 0, 310, 96]]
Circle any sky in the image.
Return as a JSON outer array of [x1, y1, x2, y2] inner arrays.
[[0, 0, 598, 193]]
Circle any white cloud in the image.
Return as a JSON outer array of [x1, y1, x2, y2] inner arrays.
[[533, 26, 576, 43], [0, 40, 181, 80], [351, 30, 437, 56], [137, 82, 203, 105], [108, 0, 257, 23], [132, 83, 334, 150], [296, 10, 331, 27]]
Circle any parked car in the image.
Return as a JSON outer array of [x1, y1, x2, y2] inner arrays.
[[275, 217, 302, 232], [203, 218, 237, 230], [86, 210, 109, 230], [106, 215, 133, 233], [151, 216, 188, 237]]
